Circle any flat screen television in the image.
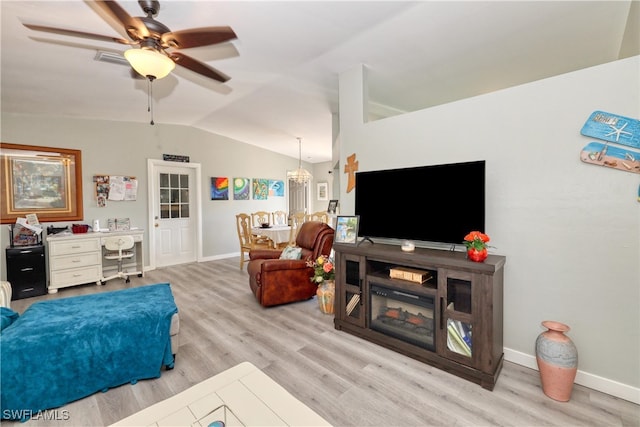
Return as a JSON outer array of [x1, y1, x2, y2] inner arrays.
[[355, 160, 485, 246]]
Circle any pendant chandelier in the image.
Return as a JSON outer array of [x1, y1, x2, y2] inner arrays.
[[287, 137, 313, 184]]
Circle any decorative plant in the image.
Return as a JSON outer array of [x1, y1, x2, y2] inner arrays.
[[307, 255, 335, 284], [463, 231, 491, 251]]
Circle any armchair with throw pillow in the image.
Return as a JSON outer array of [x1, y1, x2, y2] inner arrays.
[[247, 221, 334, 307]]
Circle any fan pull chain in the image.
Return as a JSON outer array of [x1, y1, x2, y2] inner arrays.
[[147, 77, 155, 125]]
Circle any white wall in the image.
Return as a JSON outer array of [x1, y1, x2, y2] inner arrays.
[[0, 115, 316, 272], [337, 57, 640, 402]]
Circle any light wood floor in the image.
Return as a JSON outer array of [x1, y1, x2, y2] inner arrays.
[[5, 258, 639, 427]]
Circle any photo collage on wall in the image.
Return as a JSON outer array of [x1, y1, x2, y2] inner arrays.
[[93, 175, 138, 207], [211, 177, 284, 201]]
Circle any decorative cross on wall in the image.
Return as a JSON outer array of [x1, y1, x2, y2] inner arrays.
[[344, 153, 359, 193]]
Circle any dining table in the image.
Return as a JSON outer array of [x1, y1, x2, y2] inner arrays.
[[252, 225, 291, 248]]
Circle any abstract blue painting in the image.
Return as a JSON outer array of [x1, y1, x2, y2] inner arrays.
[[269, 180, 284, 197]]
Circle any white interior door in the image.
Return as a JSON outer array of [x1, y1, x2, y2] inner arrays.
[[148, 160, 201, 269], [288, 179, 310, 215]]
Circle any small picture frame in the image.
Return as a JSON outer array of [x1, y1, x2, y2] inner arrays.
[[327, 199, 339, 214], [317, 182, 328, 201], [335, 215, 359, 244]]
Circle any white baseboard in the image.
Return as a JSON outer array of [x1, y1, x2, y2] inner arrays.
[[200, 252, 239, 263], [504, 348, 640, 404]]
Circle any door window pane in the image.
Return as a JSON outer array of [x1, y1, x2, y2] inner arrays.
[[158, 172, 190, 220], [160, 204, 170, 219]]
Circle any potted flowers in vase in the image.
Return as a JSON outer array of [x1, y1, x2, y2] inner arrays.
[[463, 231, 491, 262], [308, 255, 335, 314]]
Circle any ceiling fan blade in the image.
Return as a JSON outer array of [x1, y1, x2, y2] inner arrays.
[[94, 0, 150, 39], [170, 52, 230, 82], [22, 23, 132, 45], [162, 26, 237, 49]]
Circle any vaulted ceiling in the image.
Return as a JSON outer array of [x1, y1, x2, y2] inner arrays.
[[1, 1, 638, 163]]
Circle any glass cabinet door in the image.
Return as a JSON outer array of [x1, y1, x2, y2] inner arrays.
[[337, 253, 366, 327], [439, 269, 474, 364]]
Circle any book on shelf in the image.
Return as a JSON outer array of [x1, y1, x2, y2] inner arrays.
[[389, 267, 432, 284], [345, 294, 360, 316], [458, 321, 472, 349], [447, 320, 471, 356], [446, 304, 472, 347], [447, 330, 470, 357]]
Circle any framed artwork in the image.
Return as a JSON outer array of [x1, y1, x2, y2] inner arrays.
[[233, 177, 250, 200], [269, 179, 284, 197], [211, 177, 229, 200], [1, 143, 83, 224], [327, 199, 339, 214], [317, 182, 328, 200], [335, 215, 359, 244], [252, 178, 269, 200]]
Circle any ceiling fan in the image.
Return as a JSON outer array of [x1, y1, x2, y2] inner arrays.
[[22, 0, 237, 83]]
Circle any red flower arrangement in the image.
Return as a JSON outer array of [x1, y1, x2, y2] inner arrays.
[[463, 231, 491, 262], [463, 231, 490, 251]]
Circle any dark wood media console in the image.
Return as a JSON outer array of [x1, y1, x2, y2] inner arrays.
[[333, 242, 506, 390]]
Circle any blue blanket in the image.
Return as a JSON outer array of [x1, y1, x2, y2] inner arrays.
[[1, 283, 178, 420]]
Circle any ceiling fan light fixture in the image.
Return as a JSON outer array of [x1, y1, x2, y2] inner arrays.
[[124, 48, 175, 79], [287, 137, 313, 184]]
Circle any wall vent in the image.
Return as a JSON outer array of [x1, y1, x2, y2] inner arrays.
[[94, 51, 128, 66]]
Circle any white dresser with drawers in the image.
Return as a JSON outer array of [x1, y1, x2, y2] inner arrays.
[[46, 229, 144, 293]]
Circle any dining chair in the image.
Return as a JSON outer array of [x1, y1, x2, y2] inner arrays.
[[272, 210, 288, 226], [273, 211, 293, 249], [236, 213, 272, 270], [286, 212, 307, 247], [305, 211, 329, 223], [272, 210, 291, 248], [250, 211, 272, 227], [249, 210, 274, 246]]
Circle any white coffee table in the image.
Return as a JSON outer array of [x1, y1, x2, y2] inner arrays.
[[110, 362, 330, 427]]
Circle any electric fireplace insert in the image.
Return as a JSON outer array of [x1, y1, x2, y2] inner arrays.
[[369, 284, 435, 351]]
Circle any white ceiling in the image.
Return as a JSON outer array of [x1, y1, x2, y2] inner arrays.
[[1, 1, 638, 163]]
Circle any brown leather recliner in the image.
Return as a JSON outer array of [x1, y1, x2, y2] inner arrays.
[[247, 221, 334, 307]]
